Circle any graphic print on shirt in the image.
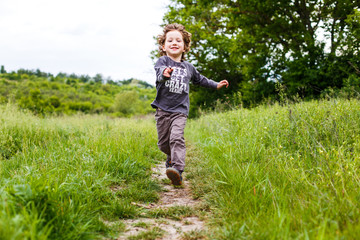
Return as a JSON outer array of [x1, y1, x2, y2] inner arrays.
[[164, 67, 187, 94]]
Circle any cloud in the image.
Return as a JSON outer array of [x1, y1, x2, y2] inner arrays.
[[0, 0, 168, 84]]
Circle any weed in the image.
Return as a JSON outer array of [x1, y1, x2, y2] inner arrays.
[[183, 219, 191, 225], [160, 178, 171, 185], [181, 229, 207, 240], [127, 226, 164, 240], [132, 221, 152, 229], [146, 206, 194, 220]]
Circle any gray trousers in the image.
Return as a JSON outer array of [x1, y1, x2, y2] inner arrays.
[[155, 109, 187, 171]]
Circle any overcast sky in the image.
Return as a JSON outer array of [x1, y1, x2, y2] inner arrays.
[[0, 0, 170, 85]]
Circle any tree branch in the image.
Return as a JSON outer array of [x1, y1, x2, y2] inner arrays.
[[348, 61, 360, 75]]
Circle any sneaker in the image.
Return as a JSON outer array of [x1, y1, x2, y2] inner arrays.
[[166, 167, 182, 186], [165, 159, 172, 168]]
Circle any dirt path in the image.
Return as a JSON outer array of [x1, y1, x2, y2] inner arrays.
[[116, 162, 207, 240]]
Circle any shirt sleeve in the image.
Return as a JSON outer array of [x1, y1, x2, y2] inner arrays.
[[154, 57, 171, 83], [191, 64, 218, 89]]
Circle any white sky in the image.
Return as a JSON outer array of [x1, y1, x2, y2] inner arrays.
[[0, 0, 170, 85]]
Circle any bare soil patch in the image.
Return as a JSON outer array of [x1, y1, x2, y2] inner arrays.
[[116, 162, 207, 240]]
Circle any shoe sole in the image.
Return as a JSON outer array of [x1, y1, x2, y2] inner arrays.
[[166, 168, 182, 186]]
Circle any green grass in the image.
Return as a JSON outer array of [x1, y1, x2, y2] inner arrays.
[[0, 104, 162, 239], [127, 226, 164, 240], [186, 98, 360, 239], [2, 97, 360, 239], [181, 230, 207, 240], [132, 221, 152, 229], [145, 205, 195, 220]]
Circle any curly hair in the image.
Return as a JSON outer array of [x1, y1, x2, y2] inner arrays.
[[158, 23, 192, 61]]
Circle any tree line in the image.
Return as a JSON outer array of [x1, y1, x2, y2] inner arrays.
[[0, 66, 153, 87]]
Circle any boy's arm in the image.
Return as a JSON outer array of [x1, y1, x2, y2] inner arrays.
[[191, 65, 228, 90], [154, 57, 173, 83]]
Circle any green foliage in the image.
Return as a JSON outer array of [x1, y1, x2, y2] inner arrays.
[[344, 8, 360, 56], [0, 69, 156, 117], [0, 104, 163, 239], [18, 88, 56, 115], [160, 0, 360, 114], [112, 91, 141, 116], [186, 98, 360, 239]]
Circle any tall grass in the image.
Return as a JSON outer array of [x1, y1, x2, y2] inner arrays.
[[186, 98, 360, 239], [0, 104, 162, 239], [3, 97, 360, 239]]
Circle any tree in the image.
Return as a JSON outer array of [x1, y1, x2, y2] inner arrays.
[[79, 74, 91, 83], [161, 0, 360, 105], [343, 9, 360, 74], [0, 65, 5, 74], [93, 74, 103, 83]]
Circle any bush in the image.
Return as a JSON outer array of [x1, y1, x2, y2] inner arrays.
[[68, 101, 93, 113], [112, 91, 140, 116]]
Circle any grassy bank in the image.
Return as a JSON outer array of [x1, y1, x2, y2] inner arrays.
[[186, 98, 360, 239], [0, 105, 162, 239]]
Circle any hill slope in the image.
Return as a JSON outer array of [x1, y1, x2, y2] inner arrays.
[[0, 71, 155, 116]]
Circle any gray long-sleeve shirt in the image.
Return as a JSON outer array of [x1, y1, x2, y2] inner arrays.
[[151, 56, 218, 116]]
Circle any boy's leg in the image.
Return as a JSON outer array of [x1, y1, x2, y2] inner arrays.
[[155, 109, 171, 158], [155, 110, 187, 172], [169, 113, 187, 172]]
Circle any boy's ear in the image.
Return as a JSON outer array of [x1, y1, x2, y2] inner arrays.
[[162, 45, 166, 51]]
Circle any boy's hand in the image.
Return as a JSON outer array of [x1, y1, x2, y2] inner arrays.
[[217, 80, 229, 89], [163, 68, 173, 78]]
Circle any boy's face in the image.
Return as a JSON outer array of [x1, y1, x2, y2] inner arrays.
[[162, 30, 185, 62]]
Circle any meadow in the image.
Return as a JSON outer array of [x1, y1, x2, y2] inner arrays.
[[0, 104, 162, 239], [1, 97, 360, 239], [186, 98, 360, 239]]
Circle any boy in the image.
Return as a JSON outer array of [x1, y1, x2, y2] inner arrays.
[[151, 23, 229, 185]]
